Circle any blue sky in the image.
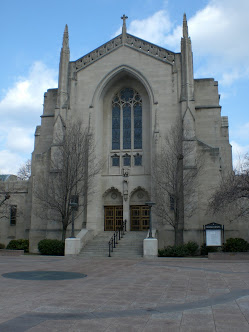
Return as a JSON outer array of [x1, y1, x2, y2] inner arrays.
[[0, 0, 248, 173]]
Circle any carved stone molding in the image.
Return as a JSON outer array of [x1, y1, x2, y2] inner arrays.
[[102, 186, 123, 197], [129, 186, 150, 199], [126, 34, 175, 64], [74, 34, 175, 72], [75, 35, 122, 71]]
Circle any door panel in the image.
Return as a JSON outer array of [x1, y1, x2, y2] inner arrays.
[[104, 206, 123, 231], [130, 205, 149, 231]]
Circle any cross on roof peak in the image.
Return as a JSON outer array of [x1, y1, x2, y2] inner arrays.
[[121, 14, 128, 25]]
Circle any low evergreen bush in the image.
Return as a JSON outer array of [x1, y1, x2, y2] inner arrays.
[[184, 241, 199, 256], [0, 243, 5, 249], [158, 241, 199, 257], [223, 238, 249, 252], [6, 239, 29, 252], [200, 244, 219, 255], [38, 239, 65, 256]]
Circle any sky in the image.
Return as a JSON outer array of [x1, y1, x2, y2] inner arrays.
[[0, 0, 248, 173]]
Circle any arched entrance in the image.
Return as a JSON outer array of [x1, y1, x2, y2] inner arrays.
[[130, 188, 150, 231], [103, 187, 123, 231]]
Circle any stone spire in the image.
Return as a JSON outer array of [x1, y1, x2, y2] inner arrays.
[[183, 13, 188, 38], [57, 24, 70, 109], [180, 13, 194, 102], [121, 14, 128, 44], [63, 24, 69, 49]]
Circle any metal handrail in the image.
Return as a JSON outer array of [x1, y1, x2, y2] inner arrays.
[[108, 219, 127, 257]]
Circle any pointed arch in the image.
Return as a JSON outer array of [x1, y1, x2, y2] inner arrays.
[[90, 65, 156, 108], [103, 186, 123, 198], [130, 186, 150, 200], [183, 107, 195, 139]]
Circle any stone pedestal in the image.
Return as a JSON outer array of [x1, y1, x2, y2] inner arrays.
[[143, 238, 158, 258], [65, 238, 81, 255]]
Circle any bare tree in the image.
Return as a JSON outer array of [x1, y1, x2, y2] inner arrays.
[[209, 153, 249, 220], [17, 159, 31, 180], [33, 121, 102, 241], [153, 120, 201, 245], [0, 181, 10, 219]]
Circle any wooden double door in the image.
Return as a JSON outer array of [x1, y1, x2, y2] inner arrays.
[[104, 205, 150, 231], [130, 205, 150, 231], [104, 206, 123, 231]]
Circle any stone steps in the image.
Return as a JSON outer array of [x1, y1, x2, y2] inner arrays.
[[79, 231, 146, 258]]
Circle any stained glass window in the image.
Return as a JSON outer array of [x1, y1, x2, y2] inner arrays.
[[112, 155, 120, 166], [123, 154, 131, 166], [120, 88, 134, 101], [112, 105, 120, 150], [134, 154, 142, 166], [111, 88, 142, 152], [134, 104, 142, 149], [123, 104, 131, 149]]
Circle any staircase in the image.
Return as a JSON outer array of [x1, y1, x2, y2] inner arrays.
[[79, 231, 146, 258]]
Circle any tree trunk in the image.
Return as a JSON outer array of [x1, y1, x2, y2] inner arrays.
[[61, 226, 67, 242], [174, 226, 183, 246]]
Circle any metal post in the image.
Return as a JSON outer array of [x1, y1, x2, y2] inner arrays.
[[69, 200, 78, 239], [108, 241, 111, 257], [70, 208, 75, 238], [145, 202, 155, 239]]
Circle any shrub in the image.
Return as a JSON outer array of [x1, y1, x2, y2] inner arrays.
[[38, 239, 65, 256], [223, 238, 249, 252], [158, 241, 199, 257], [6, 239, 29, 252], [200, 244, 219, 255], [0, 243, 5, 249], [184, 241, 199, 256]]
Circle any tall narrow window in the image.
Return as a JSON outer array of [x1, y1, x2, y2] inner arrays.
[[111, 88, 142, 151], [10, 205, 17, 225], [112, 105, 120, 150], [134, 104, 142, 149], [123, 104, 131, 149]]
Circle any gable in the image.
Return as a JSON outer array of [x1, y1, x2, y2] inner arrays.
[[74, 34, 175, 72]]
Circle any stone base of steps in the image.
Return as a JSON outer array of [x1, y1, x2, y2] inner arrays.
[[79, 231, 146, 258]]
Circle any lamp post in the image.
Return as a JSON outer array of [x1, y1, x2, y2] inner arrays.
[[69, 201, 78, 238], [145, 201, 155, 238]]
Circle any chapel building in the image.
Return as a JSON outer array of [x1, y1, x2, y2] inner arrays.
[[0, 15, 235, 252]]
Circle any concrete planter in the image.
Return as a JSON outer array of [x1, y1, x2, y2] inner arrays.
[[0, 249, 24, 256], [208, 252, 249, 260]]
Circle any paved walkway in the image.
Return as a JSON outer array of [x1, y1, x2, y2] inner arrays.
[[1, 256, 249, 331]]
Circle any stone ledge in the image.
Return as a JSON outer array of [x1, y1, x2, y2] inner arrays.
[[0, 249, 24, 256], [209, 252, 249, 260]]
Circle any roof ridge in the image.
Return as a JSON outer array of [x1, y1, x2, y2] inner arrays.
[[74, 33, 175, 72]]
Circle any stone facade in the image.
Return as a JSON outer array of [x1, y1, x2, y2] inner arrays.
[[1, 15, 243, 252]]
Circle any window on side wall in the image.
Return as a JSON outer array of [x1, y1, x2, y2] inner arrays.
[[10, 205, 17, 225]]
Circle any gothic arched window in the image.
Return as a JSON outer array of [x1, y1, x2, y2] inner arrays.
[[112, 88, 142, 151]]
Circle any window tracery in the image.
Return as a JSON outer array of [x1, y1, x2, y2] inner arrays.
[[112, 87, 142, 150]]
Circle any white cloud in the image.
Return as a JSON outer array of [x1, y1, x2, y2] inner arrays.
[[0, 61, 57, 174], [0, 150, 24, 174], [0, 61, 57, 128], [125, 1, 249, 85], [6, 128, 34, 154], [166, 0, 249, 84], [128, 10, 172, 45]]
